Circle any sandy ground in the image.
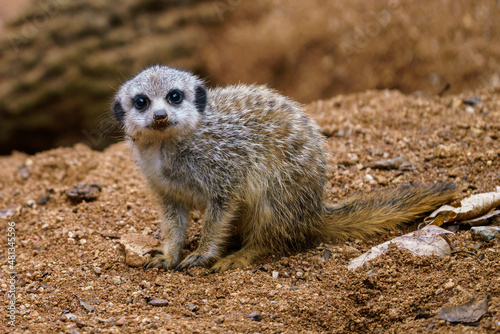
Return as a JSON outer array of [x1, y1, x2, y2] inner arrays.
[[0, 87, 499, 333], [1, 0, 500, 154]]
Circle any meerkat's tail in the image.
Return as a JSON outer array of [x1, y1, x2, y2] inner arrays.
[[322, 183, 458, 240]]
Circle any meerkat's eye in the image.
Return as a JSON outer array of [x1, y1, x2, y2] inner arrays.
[[132, 95, 150, 111], [167, 90, 184, 105]]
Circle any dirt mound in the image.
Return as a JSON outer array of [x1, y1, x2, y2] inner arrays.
[[1, 0, 500, 154], [1, 88, 498, 333]]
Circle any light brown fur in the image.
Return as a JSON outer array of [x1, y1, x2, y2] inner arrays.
[[112, 66, 457, 272]]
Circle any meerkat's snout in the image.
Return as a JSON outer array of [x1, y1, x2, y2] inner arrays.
[[151, 109, 169, 130], [153, 109, 167, 121]]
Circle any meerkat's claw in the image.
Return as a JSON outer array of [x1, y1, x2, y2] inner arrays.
[[176, 253, 212, 271], [143, 248, 179, 270]]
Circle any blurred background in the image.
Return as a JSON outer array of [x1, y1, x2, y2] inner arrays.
[[0, 0, 499, 155]]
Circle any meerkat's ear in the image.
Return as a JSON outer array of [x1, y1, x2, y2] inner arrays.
[[112, 99, 126, 126], [194, 85, 207, 113]]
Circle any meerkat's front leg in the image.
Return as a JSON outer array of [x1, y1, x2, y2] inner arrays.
[[175, 199, 236, 270], [144, 202, 188, 270]]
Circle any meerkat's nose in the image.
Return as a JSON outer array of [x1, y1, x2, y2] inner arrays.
[[153, 109, 167, 121]]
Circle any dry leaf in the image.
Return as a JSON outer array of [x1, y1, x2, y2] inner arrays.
[[462, 210, 500, 226], [74, 294, 95, 312], [425, 188, 500, 224], [438, 295, 489, 323], [348, 225, 453, 270]]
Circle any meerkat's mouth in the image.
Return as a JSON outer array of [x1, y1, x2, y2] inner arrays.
[[146, 120, 177, 131]]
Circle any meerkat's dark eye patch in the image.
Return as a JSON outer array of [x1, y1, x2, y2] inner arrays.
[[194, 85, 207, 113], [132, 94, 150, 111], [167, 89, 184, 105], [113, 100, 125, 126]]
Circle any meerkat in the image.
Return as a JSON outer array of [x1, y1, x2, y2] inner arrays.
[[112, 65, 457, 272]]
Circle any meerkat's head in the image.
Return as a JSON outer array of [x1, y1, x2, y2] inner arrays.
[[112, 65, 207, 143]]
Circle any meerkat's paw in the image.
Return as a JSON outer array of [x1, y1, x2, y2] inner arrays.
[[211, 253, 253, 272], [143, 249, 179, 270], [175, 251, 214, 271]]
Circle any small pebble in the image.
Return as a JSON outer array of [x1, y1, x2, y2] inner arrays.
[[66, 183, 101, 203], [272, 271, 279, 278], [214, 316, 225, 324], [37, 194, 50, 205], [187, 302, 199, 312], [63, 313, 78, 321], [18, 165, 30, 180], [149, 298, 169, 307], [443, 280, 454, 290], [247, 311, 263, 322], [0, 209, 16, 219], [471, 226, 500, 242], [119, 233, 161, 267], [115, 317, 126, 326], [322, 249, 332, 259]]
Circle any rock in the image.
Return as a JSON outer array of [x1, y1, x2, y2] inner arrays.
[[363, 174, 376, 185], [471, 226, 500, 242], [247, 311, 263, 322], [119, 233, 161, 267], [115, 317, 126, 326], [187, 302, 199, 312], [342, 153, 359, 165], [443, 280, 455, 290], [18, 165, 30, 180], [374, 175, 389, 185], [0, 208, 16, 220], [37, 194, 50, 205], [272, 271, 279, 278], [462, 96, 481, 106], [322, 249, 332, 260], [150, 298, 169, 307], [433, 144, 460, 158], [66, 183, 101, 204], [63, 313, 78, 321], [214, 316, 225, 324], [96, 317, 115, 324]]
